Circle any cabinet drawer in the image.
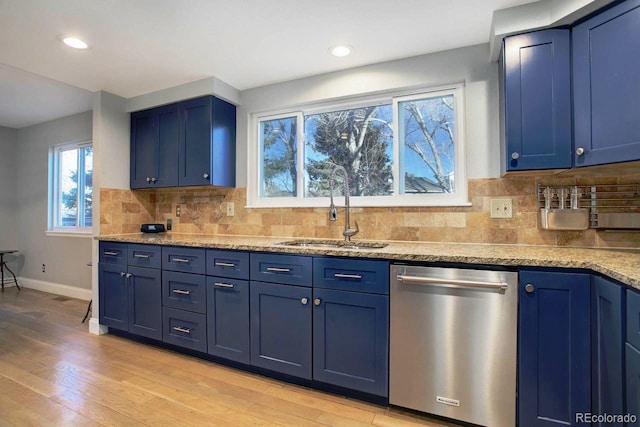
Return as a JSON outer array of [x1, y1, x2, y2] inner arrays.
[[206, 250, 249, 280], [163, 271, 206, 314], [314, 258, 389, 295], [628, 289, 640, 349], [162, 246, 206, 274], [99, 242, 127, 265], [128, 244, 161, 269], [250, 253, 312, 286], [162, 307, 207, 353]]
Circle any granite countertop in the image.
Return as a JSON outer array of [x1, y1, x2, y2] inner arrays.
[[97, 233, 640, 290]]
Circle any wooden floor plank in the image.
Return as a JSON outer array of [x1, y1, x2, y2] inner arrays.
[[0, 288, 459, 426]]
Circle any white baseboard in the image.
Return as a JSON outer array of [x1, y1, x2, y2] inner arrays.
[[89, 318, 109, 335], [17, 277, 92, 301]]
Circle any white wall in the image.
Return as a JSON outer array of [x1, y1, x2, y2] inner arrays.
[[0, 126, 17, 252], [15, 111, 93, 297], [90, 91, 129, 334], [238, 44, 499, 187]]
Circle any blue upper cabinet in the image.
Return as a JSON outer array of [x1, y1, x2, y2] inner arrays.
[[130, 104, 179, 188], [573, 0, 640, 167], [130, 95, 236, 189], [500, 29, 572, 173], [518, 269, 591, 426], [179, 96, 236, 187]]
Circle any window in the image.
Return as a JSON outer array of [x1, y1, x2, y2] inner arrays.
[[249, 85, 467, 207], [48, 141, 93, 234]]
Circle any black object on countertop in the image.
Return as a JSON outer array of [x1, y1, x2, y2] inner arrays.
[[141, 224, 166, 233]]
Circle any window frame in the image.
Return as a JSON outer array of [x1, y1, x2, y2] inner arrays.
[[247, 84, 468, 208], [47, 140, 93, 236]]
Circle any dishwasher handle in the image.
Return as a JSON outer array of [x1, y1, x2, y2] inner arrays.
[[396, 274, 508, 291]]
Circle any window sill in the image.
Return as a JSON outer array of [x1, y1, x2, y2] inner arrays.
[[246, 195, 472, 209], [46, 229, 93, 238]]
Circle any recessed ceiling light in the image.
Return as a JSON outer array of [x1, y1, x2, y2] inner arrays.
[[329, 45, 354, 57], [61, 36, 89, 49]]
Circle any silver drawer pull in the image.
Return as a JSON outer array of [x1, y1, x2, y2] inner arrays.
[[267, 267, 291, 273], [334, 273, 362, 280], [214, 262, 236, 268], [104, 251, 119, 256], [214, 282, 235, 289], [172, 258, 190, 263], [172, 326, 191, 334], [134, 254, 150, 259], [172, 289, 191, 295]]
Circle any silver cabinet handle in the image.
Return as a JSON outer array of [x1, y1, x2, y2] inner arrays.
[[511, 152, 520, 160], [104, 251, 120, 256], [267, 267, 291, 273], [126, 273, 133, 278], [576, 147, 585, 156], [146, 177, 152, 183], [134, 254, 150, 259], [334, 273, 362, 280], [120, 272, 126, 277], [301, 298, 308, 305], [203, 173, 209, 179], [172, 289, 191, 295], [173, 326, 191, 334], [314, 298, 321, 306], [172, 258, 190, 264], [151, 177, 157, 183], [397, 274, 508, 291], [214, 282, 234, 289], [525, 283, 535, 293], [214, 262, 236, 268]]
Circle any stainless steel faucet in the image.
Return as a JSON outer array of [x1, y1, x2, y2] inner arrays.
[[329, 165, 359, 242]]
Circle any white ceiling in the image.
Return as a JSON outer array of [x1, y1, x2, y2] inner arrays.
[[0, 0, 537, 129]]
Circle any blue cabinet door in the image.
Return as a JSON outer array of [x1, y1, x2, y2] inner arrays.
[[98, 263, 128, 331], [127, 266, 162, 340], [518, 270, 591, 426], [250, 281, 312, 379], [501, 29, 571, 172], [130, 104, 179, 189], [592, 276, 624, 426], [627, 343, 640, 426], [206, 278, 250, 364], [313, 288, 389, 396], [573, 0, 640, 167], [178, 96, 236, 187]]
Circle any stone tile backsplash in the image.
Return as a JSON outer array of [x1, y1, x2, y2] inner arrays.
[[100, 174, 640, 249]]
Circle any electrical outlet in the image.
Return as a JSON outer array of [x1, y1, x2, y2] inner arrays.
[[42, 264, 46, 273], [226, 202, 235, 217], [166, 218, 172, 231], [176, 205, 181, 217], [490, 198, 513, 218]]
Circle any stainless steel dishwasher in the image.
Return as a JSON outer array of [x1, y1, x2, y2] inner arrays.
[[390, 264, 517, 427]]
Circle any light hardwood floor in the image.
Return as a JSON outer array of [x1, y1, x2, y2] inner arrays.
[[0, 288, 459, 426]]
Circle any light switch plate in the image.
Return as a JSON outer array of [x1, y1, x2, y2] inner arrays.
[[226, 202, 235, 217], [490, 198, 513, 218]]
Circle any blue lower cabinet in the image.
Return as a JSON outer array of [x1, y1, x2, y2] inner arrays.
[[627, 343, 640, 426], [162, 307, 207, 353], [592, 276, 624, 426], [128, 266, 162, 340], [99, 263, 128, 331], [206, 277, 250, 364], [163, 271, 206, 314], [518, 270, 591, 426], [250, 281, 312, 379], [313, 288, 389, 396]]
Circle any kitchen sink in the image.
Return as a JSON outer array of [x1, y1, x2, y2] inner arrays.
[[277, 239, 388, 250]]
